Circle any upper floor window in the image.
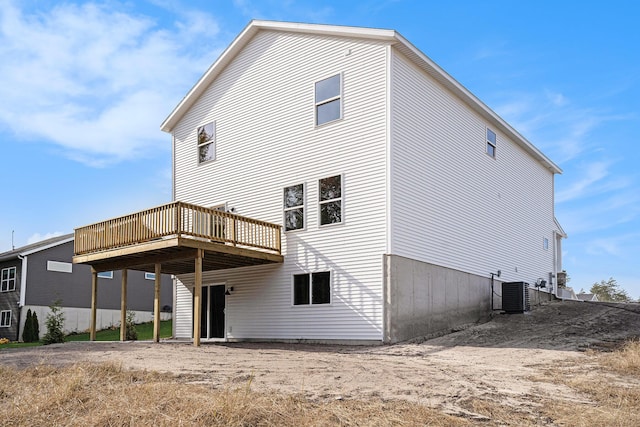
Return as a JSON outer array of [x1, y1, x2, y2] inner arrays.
[[1, 267, 16, 292], [197, 121, 216, 163], [486, 128, 496, 158], [0, 310, 11, 327], [97, 271, 113, 279], [284, 183, 305, 231], [315, 74, 342, 126], [319, 175, 343, 226]]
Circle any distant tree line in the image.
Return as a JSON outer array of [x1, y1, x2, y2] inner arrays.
[[585, 277, 635, 302]]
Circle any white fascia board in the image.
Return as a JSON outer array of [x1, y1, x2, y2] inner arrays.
[[554, 217, 567, 238], [19, 236, 74, 256]]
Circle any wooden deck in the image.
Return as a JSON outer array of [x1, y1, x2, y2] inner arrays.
[[72, 201, 283, 274]]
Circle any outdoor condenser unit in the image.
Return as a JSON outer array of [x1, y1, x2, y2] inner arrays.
[[502, 282, 531, 313]]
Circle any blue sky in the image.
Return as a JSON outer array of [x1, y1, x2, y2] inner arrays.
[[1, 0, 638, 297]]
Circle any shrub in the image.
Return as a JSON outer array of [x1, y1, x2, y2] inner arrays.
[[22, 309, 33, 342], [125, 310, 138, 341], [32, 312, 40, 341], [42, 300, 65, 345]]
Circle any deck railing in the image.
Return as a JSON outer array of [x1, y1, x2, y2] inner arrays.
[[74, 201, 281, 255]]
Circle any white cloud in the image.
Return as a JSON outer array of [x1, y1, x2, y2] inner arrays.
[[555, 161, 610, 203], [0, 1, 222, 166], [27, 232, 66, 245]]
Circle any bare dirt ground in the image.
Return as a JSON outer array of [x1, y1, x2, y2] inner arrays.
[[2, 300, 640, 420]]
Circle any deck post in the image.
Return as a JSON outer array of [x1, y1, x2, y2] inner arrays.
[[153, 263, 161, 343], [90, 268, 98, 341], [120, 269, 128, 341], [193, 249, 203, 347]]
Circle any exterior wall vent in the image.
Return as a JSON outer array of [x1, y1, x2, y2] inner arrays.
[[502, 282, 530, 313]]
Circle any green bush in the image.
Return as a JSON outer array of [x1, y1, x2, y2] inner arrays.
[[125, 310, 138, 341], [42, 300, 65, 345], [22, 309, 33, 342], [32, 312, 40, 341]]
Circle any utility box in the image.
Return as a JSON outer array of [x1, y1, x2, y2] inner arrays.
[[502, 282, 530, 313]]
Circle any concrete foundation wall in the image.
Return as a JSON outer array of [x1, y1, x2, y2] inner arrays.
[[383, 255, 491, 343], [20, 305, 172, 337]]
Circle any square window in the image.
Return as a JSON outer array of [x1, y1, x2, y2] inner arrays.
[[319, 175, 343, 226], [1, 267, 16, 292], [315, 74, 342, 126], [486, 128, 497, 158], [197, 121, 216, 163], [284, 184, 305, 231], [0, 310, 11, 327], [293, 272, 331, 305]]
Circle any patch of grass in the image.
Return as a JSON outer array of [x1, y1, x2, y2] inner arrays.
[[66, 319, 173, 342], [0, 320, 172, 349], [0, 363, 471, 427]]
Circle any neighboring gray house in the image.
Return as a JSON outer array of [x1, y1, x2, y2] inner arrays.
[[576, 293, 599, 302], [0, 234, 172, 342]]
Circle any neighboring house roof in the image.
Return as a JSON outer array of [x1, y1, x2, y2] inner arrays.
[[576, 293, 599, 302], [160, 20, 562, 175], [0, 233, 75, 262]]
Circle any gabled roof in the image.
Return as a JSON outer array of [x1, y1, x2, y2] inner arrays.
[[0, 233, 74, 262], [160, 20, 562, 174]]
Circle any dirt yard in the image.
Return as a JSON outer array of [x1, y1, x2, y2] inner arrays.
[[2, 300, 640, 421]]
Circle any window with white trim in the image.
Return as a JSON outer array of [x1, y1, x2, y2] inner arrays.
[[197, 121, 216, 163], [1, 267, 16, 292], [486, 128, 496, 158], [0, 310, 11, 327], [97, 271, 113, 279], [315, 74, 342, 126], [145, 272, 156, 280], [543, 237, 549, 250], [293, 271, 331, 305], [283, 183, 305, 231], [319, 175, 343, 226]]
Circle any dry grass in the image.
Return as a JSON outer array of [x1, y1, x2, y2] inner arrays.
[[0, 363, 470, 426], [528, 338, 640, 427]]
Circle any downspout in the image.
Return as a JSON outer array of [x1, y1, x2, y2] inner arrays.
[[17, 254, 28, 341]]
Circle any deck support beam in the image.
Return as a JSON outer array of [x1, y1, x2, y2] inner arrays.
[[90, 268, 98, 341], [193, 249, 203, 347], [120, 269, 128, 341], [153, 263, 161, 343]]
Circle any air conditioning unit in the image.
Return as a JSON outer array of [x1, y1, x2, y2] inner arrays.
[[502, 282, 530, 313]]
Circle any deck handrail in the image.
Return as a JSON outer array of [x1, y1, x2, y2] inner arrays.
[[74, 201, 282, 255]]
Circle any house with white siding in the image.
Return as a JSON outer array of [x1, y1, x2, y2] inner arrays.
[[73, 20, 565, 345]]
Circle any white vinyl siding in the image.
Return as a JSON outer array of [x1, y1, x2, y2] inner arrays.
[[172, 31, 388, 341], [389, 49, 556, 285]]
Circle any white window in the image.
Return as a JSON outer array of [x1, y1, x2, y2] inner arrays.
[[0, 310, 11, 327], [315, 74, 342, 126], [47, 261, 73, 273], [97, 271, 113, 279], [1, 267, 16, 292], [486, 128, 496, 158], [319, 175, 343, 226], [197, 121, 216, 163], [293, 271, 331, 305], [145, 272, 156, 280], [543, 237, 549, 251], [283, 183, 305, 231]]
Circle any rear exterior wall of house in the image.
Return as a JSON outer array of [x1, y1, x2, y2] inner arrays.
[[173, 30, 389, 341]]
